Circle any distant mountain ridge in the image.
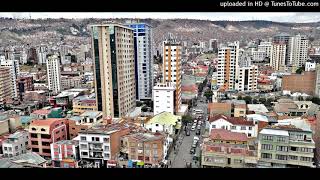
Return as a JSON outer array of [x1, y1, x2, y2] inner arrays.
[[0, 18, 319, 47]]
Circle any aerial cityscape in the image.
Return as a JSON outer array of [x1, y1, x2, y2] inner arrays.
[[0, 12, 320, 168]]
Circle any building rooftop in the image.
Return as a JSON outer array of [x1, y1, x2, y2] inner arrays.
[[54, 140, 79, 146], [208, 103, 232, 112], [80, 111, 102, 119], [247, 104, 269, 114], [209, 114, 254, 126], [0, 152, 47, 168], [30, 118, 65, 127], [126, 132, 164, 142], [259, 128, 289, 136], [210, 129, 248, 142], [79, 123, 130, 135], [149, 112, 181, 126], [31, 109, 51, 115], [7, 131, 27, 139]]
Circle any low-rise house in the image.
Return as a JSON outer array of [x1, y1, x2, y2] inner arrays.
[[208, 114, 257, 137], [258, 119, 316, 168], [201, 129, 257, 168], [0, 152, 47, 168], [51, 140, 80, 168], [146, 112, 181, 136], [0, 115, 9, 135], [121, 132, 167, 168], [78, 123, 130, 168], [247, 104, 269, 114], [72, 95, 97, 116], [273, 99, 319, 117], [2, 131, 28, 158]]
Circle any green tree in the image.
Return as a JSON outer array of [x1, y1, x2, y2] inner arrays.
[[204, 89, 213, 102], [252, 99, 258, 104], [296, 66, 305, 74], [266, 98, 274, 107], [237, 96, 243, 100], [297, 96, 303, 101], [243, 96, 252, 104], [136, 101, 143, 107], [182, 115, 193, 125], [141, 106, 148, 112], [311, 97, 320, 105], [259, 98, 266, 104]]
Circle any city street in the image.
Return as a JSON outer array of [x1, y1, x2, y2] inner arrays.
[[168, 94, 208, 168]]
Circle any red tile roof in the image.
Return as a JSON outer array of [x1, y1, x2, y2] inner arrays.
[[210, 129, 248, 142], [31, 109, 51, 115], [209, 114, 254, 126], [30, 118, 66, 127]]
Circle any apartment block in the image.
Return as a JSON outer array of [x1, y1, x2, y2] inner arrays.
[[201, 129, 257, 168], [287, 34, 309, 67], [17, 76, 34, 101], [153, 82, 176, 115], [28, 119, 68, 159], [217, 41, 239, 91], [127, 23, 153, 101], [235, 65, 258, 92], [46, 55, 62, 95], [270, 42, 286, 71], [162, 36, 182, 113], [0, 59, 20, 98], [121, 132, 166, 167], [2, 131, 29, 158], [72, 95, 97, 116], [91, 23, 136, 118], [78, 123, 130, 168], [0, 67, 13, 104], [50, 140, 80, 168], [258, 121, 316, 168]]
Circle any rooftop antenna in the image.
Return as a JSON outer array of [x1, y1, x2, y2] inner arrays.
[[29, 13, 31, 19]]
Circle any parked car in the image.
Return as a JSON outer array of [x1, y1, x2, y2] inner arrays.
[[196, 130, 201, 135], [190, 148, 196, 154], [194, 136, 199, 141], [192, 142, 197, 148], [193, 120, 198, 123]]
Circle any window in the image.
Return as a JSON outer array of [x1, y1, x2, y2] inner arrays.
[[241, 126, 246, 130], [80, 136, 86, 141], [276, 154, 287, 160], [4, 147, 7, 150], [300, 147, 313, 153], [300, 157, 312, 162], [231, 126, 236, 130], [262, 135, 273, 141], [261, 144, 273, 150], [81, 152, 88, 156], [103, 138, 110, 143], [234, 159, 242, 164], [155, 124, 159, 127], [248, 127, 252, 130], [104, 146, 110, 151], [290, 146, 297, 151], [212, 125, 216, 129], [104, 153, 110, 158], [95, 137, 100, 142], [153, 144, 158, 149], [277, 137, 286, 142], [41, 128, 46, 132], [261, 153, 272, 159], [80, 144, 87, 149], [276, 146, 288, 152], [289, 155, 298, 160]]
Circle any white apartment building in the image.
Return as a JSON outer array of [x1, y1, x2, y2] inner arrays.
[[0, 58, 20, 98], [217, 41, 240, 90], [91, 23, 136, 118], [153, 82, 176, 115], [2, 131, 29, 157], [252, 50, 267, 62], [271, 43, 286, 71], [305, 61, 316, 71], [46, 55, 62, 95], [258, 41, 273, 59], [287, 34, 309, 67], [37, 46, 48, 65], [127, 23, 153, 100], [162, 36, 182, 113], [235, 65, 259, 92]]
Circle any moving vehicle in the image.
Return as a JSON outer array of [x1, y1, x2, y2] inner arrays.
[[186, 130, 190, 136], [193, 120, 198, 123], [192, 142, 197, 148], [194, 109, 203, 114], [191, 125, 196, 131], [194, 136, 199, 142]]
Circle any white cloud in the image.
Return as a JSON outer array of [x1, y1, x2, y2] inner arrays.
[[0, 12, 319, 23]]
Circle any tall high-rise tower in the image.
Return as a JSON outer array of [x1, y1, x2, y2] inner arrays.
[[91, 23, 136, 118]]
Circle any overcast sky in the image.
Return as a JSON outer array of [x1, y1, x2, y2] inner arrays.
[[0, 13, 320, 23]]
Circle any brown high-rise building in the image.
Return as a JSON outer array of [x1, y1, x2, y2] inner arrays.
[[162, 35, 182, 113], [282, 71, 316, 95], [17, 76, 34, 101], [0, 67, 13, 104]]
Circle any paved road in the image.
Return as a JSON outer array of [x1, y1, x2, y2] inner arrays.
[[168, 94, 208, 168]]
